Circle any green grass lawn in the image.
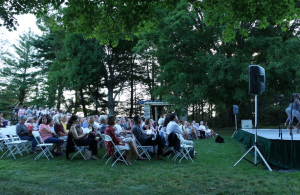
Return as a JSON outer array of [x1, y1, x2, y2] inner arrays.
[[0, 129, 299, 195]]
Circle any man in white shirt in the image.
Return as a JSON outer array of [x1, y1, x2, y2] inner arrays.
[[166, 113, 195, 157]]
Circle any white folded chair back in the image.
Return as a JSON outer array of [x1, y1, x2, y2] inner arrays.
[[173, 133, 194, 163], [70, 138, 87, 160], [103, 134, 130, 166], [132, 134, 151, 161], [32, 131, 54, 161], [1, 134, 23, 159]]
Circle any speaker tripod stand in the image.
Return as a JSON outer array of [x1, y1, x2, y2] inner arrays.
[[231, 114, 238, 138], [234, 95, 272, 171]]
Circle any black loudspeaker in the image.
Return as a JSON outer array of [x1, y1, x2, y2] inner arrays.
[[215, 135, 225, 143], [233, 105, 239, 115], [249, 65, 265, 95]]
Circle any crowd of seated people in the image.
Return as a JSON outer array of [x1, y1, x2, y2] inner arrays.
[[2, 105, 219, 164]]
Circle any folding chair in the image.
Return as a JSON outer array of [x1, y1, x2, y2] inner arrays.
[[70, 139, 87, 160], [132, 134, 151, 161], [103, 134, 130, 166], [32, 131, 54, 161], [9, 133, 30, 154], [173, 133, 194, 163], [1, 135, 24, 159], [0, 133, 5, 152]]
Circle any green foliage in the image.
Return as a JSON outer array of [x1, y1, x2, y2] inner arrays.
[[199, 0, 300, 41], [0, 30, 42, 106]]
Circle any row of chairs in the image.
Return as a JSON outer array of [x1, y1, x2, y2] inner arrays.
[[0, 131, 194, 165]]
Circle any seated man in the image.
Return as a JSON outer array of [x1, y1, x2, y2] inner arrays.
[[199, 121, 207, 138], [132, 115, 172, 160], [16, 115, 38, 153], [166, 113, 195, 158]]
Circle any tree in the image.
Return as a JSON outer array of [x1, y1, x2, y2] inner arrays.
[[198, 0, 300, 41], [0, 30, 42, 105]]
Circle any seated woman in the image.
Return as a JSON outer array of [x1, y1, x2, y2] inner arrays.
[[104, 115, 145, 165], [132, 115, 172, 160], [0, 117, 6, 128], [53, 114, 68, 140], [179, 120, 189, 140], [66, 115, 98, 160], [61, 114, 68, 132], [114, 117, 126, 137], [39, 116, 64, 156], [143, 119, 150, 130], [186, 122, 198, 140], [204, 122, 215, 138]]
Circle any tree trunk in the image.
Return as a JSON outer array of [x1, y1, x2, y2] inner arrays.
[[56, 85, 63, 110], [79, 88, 87, 117], [129, 62, 134, 118], [107, 81, 115, 116]]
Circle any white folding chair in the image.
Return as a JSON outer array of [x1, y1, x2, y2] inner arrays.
[[132, 134, 151, 161], [32, 131, 54, 160], [103, 134, 130, 166], [70, 139, 87, 160], [173, 133, 194, 163], [9, 133, 30, 154], [1, 135, 24, 159], [0, 133, 5, 152]]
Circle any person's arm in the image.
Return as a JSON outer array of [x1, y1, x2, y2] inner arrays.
[[174, 124, 183, 135], [296, 99, 300, 106], [70, 126, 88, 140], [16, 125, 26, 137]]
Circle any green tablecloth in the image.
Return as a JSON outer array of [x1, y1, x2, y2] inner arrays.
[[235, 129, 300, 169]]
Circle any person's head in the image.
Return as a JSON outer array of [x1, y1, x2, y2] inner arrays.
[[19, 115, 27, 124], [33, 117, 37, 123], [169, 113, 177, 121], [107, 115, 116, 126], [158, 118, 165, 126], [20, 105, 23, 109], [205, 122, 208, 125], [180, 120, 185, 125], [192, 120, 195, 124], [67, 115, 79, 130], [88, 116, 95, 124], [145, 119, 150, 125], [27, 117, 33, 123], [163, 116, 170, 127], [94, 115, 99, 122], [99, 115, 107, 124], [133, 115, 141, 125], [62, 115, 67, 123], [200, 121, 204, 125], [116, 117, 121, 124], [127, 118, 131, 123], [53, 114, 60, 124], [38, 116, 49, 125], [149, 119, 154, 124], [34, 105, 37, 109], [49, 118, 54, 127]]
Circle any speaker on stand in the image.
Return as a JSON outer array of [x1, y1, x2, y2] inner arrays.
[[234, 65, 272, 171], [231, 105, 239, 138]]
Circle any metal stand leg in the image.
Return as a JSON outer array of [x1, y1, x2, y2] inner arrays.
[[231, 114, 238, 138]]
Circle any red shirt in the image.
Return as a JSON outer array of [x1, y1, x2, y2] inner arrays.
[[104, 126, 125, 157]]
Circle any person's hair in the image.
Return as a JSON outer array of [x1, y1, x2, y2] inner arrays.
[[107, 115, 116, 126], [19, 115, 27, 121], [158, 118, 165, 125], [53, 114, 60, 123], [99, 115, 107, 123], [38, 116, 49, 125], [133, 115, 141, 125], [163, 116, 170, 127], [88, 116, 94, 123], [145, 118, 150, 125], [67, 115, 78, 130], [180, 120, 185, 125], [169, 113, 177, 121]]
